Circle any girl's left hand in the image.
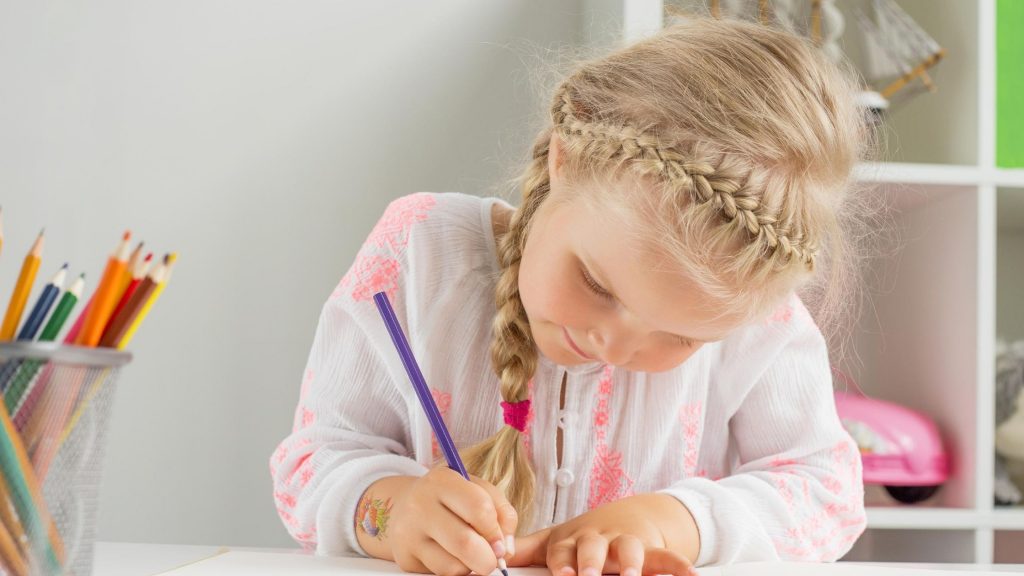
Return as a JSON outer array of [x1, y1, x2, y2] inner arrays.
[[508, 494, 700, 576]]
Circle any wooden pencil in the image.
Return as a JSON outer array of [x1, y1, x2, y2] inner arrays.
[[119, 252, 176, 349], [75, 231, 131, 347], [99, 256, 167, 349], [101, 252, 151, 344], [16, 264, 67, 342], [0, 230, 44, 341], [0, 474, 28, 576], [0, 401, 63, 571], [0, 506, 27, 576]]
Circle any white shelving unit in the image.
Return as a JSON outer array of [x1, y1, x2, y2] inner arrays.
[[600, 0, 1023, 564]]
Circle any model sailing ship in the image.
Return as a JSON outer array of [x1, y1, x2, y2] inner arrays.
[[665, 0, 946, 115]]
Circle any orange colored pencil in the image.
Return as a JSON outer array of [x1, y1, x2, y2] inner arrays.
[[0, 230, 44, 341], [101, 252, 152, 342], [75, 231, 131, 347], [0, 511, 27, 576], [113, 242, 144, 302]]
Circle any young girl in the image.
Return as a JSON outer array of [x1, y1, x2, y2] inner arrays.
[[271, 16, 872, 576]]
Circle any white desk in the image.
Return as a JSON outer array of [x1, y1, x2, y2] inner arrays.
[[91, 542, 1024, 576]]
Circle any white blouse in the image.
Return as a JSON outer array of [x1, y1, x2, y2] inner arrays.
[[269, 192, 866, 567]]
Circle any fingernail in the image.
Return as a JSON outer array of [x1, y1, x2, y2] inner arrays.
[[492, 539, 506, 558], [505, 534, 515, 557], [582, 568, 599, 576], [688, 567, 700, 576], [559, 567, 576, 576], [623, 569, 639, 576]]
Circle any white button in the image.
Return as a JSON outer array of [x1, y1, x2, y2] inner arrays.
[[557, 410, 576, 428], [555, 468, 575, 487]]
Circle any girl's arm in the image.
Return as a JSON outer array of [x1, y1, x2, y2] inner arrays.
[[657, 322, 866, 566]]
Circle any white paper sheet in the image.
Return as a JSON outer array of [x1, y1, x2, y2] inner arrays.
[[156, 551, 1018, 576]]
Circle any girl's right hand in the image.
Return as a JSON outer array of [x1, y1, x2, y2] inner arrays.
[[389, 466, 518, 576]]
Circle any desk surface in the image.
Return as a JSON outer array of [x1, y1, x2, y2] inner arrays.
[[92, 542, 1024, 576]]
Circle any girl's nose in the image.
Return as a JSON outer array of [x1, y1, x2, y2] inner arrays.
[[587, 328, 633, 366]]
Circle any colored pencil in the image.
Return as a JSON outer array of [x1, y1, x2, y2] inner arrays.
[[37, 274, 83, 344], [75, 231, 131, 347], [0, 507, 27, 576], [0, 402, 63, 572], [16, 264, 67, 342], [0, 230, 44, 341], [372, 291, 510, 576], [101, 252, 151, 345], [0, 471, 29, 576], [99, 257, 165, 349], [5, 275, 85, 416], [117, 252, 175, 349]]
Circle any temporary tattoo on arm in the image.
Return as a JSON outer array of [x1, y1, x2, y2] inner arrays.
[[356, 492, 393, 540]]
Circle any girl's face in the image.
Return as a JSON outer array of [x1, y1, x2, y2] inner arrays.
[[517, 135, 742, 372]]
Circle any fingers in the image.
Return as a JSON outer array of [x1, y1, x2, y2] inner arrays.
[[469, 474, 519, 551], [547, 537, 579, 576], [436, 470, 505, 553], [610, 535, 644, 576], [425, 507, 500, 576], [641, 547, 698, 576], [576, 532, 610, 576], [416, 539, 472, 576], [509, 528, 551, 567]]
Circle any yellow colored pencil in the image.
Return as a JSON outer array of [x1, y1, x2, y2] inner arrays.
[[0, 230, 44, 341], [75, 231, 131, 347], [119, 252, 176, 349]]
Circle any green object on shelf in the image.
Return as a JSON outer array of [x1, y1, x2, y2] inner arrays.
[[998, 0, 1024, 168]]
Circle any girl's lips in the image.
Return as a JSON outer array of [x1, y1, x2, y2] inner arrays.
[[562, 327, 596, 360]]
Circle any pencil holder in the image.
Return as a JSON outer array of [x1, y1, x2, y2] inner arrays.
[[0, 342, 131, 576]]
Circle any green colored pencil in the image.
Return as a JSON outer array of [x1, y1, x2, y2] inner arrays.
[[5, 275, 84, 415]]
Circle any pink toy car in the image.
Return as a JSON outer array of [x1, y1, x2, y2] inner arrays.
[[834, 390, 950, 504]]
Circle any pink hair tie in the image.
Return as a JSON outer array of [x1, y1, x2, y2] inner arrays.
[[500, 399, 531, 432]]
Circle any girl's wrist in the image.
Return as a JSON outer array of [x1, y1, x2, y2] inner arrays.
[[354, 475, 416, 560], [633, 493, 701, 564]]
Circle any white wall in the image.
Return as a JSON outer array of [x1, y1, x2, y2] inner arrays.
[[0, 0, 588, 547]]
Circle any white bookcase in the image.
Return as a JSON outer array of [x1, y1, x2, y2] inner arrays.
[[600, 0, 1024, 564]]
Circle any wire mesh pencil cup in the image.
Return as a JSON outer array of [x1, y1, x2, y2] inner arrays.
[[0, 342, 131, 576]]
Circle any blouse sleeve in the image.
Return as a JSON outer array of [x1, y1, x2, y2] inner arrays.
[[658, 322, 866, 566], [269, 194, 443, 556]]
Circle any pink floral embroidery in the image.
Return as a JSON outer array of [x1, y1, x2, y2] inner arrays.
[[340, 254, 402, 302], [365, 194, 437, 252], [330, 194, 438, 302], [678, 403, 704, 477], [430, 388, 453, 462], [588, 366, 634, 509], [275, 491, 297, 509], [768, 440, 866, 561]]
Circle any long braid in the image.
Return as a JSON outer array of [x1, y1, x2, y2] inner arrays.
[[460, 123, 555, 534]]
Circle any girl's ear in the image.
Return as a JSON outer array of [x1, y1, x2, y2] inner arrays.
[[548, 131, 564, 183]]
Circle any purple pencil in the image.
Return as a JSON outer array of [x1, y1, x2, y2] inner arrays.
[[372, 291, 509, 576]]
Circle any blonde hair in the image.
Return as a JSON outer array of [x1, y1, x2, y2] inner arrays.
[[462, 16, 876, 532]]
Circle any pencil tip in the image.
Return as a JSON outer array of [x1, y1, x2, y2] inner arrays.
[[39, 227, 45, 237], [62, 262, 68, 269], [501, 569, 510, 576], [123, 230, 131, 241], [144, 252, 153, 262]]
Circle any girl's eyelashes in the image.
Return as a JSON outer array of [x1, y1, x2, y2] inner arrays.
[[676, 335, 696, 347], [580, 267, 614, 300]]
